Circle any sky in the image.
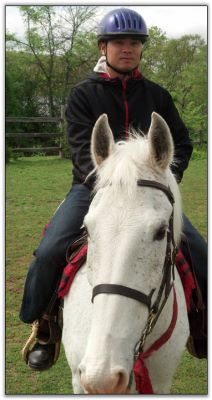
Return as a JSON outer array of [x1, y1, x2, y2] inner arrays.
[[5, 4, 207, 42]]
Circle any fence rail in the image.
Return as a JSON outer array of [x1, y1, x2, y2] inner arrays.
[[12, 147, 62, 154], [6, 106, 65, 157], [6, 117, 61, 123], [6, 132, 63, 138]]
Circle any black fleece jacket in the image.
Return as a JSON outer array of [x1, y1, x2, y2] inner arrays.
[[65, 71, 193, 187]]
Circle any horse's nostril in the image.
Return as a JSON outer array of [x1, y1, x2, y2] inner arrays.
[[115, 370, 129, 392], [78, 366, 82, 379]]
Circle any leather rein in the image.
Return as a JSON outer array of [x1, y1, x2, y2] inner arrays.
[[92, 179, 178, 356]]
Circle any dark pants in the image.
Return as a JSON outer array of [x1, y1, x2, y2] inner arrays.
[[181, 214, 207, 306], [19, 184, 207, 323], [19, 184, 92, 323]]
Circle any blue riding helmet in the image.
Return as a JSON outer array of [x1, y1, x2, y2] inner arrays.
[[97, 8, 148, 44]]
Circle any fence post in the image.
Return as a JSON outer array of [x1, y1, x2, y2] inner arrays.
[[60, 105, 65, 158]]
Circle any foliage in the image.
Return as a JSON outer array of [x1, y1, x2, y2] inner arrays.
[[6, 52, 40, 117], [191, 146, 207, 160], [5, 143, 13, 163], [6, 5, 98, 116], [141, 26, 168, 79], [142, 30, 207, 145]]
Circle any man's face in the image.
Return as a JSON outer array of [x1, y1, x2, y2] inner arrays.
[[100, 37, 142, 72]]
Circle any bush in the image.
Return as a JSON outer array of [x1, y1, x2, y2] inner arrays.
[[5, 143, 13, 163], [191, 146, 207, 160]]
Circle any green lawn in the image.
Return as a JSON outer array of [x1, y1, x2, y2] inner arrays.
[[6, 155, 207, 395]]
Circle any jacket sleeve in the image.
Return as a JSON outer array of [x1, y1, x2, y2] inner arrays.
[[65, 85, 95, 183], [162, 90, 193, 183]]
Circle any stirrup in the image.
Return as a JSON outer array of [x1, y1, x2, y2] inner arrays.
[[21, 320, 39, 362], [21, 291, 63, 364], [21, 319, 62, 365]]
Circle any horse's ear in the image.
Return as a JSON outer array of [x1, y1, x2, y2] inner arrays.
[[91, 114, 115, 166], [148, 112, 174, 170]]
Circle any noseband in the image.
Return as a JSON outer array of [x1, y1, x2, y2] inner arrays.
[[92, 179, 177, 353]]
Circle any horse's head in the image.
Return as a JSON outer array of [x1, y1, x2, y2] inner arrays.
[[79, 113, 182, 394]]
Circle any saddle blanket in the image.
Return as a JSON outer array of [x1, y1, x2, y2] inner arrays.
[[58, 243, 196, 312]]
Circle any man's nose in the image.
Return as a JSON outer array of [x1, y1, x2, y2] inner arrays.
[[122, 46, 132, 53]]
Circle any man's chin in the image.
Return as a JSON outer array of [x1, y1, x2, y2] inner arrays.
[[120, 67, 132, 72], [118, 67, 134, 74], [107, 61, 137, 75]]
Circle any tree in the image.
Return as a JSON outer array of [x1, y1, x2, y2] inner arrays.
[[6, 5, 98, 116], [160, 36, 207, 143], [6, 51, 40, 117], [141, 32, 207, 144], [178, 44, 207, 142], [57, 6, 99, 102], [141, 26, 167, 80]]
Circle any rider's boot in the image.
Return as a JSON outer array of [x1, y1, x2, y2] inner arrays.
[[21, 291, 63, 371], [186, 271, 207, 359]]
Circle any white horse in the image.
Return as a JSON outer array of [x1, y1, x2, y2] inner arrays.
[[62, 112, 189, 394]]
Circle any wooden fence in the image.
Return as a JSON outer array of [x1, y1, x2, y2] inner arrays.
[[6, 106, 65, 157], [6, 108, 206, 157]]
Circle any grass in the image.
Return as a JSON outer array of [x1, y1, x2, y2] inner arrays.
[[6, 155, 207, 395]]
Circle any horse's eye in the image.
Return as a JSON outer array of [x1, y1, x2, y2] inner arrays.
[[153, 226, 167, 241]]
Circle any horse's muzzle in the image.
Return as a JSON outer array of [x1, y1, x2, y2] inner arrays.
[[79, 365, 129, 394]]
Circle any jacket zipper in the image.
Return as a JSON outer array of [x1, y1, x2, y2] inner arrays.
[[122, 80, 129, 140]]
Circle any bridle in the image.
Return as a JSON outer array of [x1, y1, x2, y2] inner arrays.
[[91, 179, 178, 357]]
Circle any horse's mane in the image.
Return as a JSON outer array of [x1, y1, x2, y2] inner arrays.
[[93, 133, 182, 244]]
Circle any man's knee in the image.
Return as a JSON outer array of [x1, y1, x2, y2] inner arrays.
[[34, 240, 66, 270]]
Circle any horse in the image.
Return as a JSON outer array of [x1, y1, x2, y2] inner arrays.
[[62, 112, 189, 394]]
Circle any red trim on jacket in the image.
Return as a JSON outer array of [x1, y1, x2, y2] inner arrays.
[[122, 80, 129, 140], [100, 67, 142, 80], [99, 69, 142, 139]]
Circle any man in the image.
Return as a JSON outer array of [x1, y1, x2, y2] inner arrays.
[[20, 8, 207, 371]]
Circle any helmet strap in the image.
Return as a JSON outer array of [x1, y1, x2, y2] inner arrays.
[[106, 60, 137, 76]]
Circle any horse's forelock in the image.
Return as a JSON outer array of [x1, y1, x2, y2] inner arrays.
[[93, 135, 182, 243], [94, 135, 149, 193]]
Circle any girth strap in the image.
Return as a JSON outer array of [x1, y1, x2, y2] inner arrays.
[[92, 284, 155, 309]]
